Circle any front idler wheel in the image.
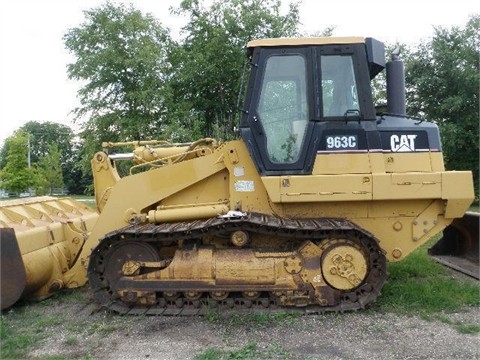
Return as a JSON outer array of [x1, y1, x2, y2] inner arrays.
[[320, 239, 368, 291]]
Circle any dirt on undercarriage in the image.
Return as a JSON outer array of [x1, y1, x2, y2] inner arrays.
[[4, 281, 474, 360]]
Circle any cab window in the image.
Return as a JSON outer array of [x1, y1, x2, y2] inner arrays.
[[257, 55, 308, 163], [321, 55, 359, 117]]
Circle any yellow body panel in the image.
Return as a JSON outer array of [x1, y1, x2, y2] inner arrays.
[[75, 140, 473, 274], [262, 175, 373, 202], [372, 173, 442, 200], [441, 171, 476, 218], [312, 153, 372, 174]]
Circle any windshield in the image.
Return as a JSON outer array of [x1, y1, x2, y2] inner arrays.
[[257, 55, 308, 163]]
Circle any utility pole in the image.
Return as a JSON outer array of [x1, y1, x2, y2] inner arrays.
[[27, 133, 31, 168]]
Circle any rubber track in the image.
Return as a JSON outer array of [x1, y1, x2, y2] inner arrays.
[[88, 213, 388, 315]]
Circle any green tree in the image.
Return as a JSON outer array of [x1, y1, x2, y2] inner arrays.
[[19, 121, 74, 164], [405, 15, 479, 196], [64, 2, 174, 189], [34, 143, 64, 195], [0, 132, 37, 194], [169, 0, 301, 139], [67, 138, 95, 195], [20, 121, 77, 193], [64, 2, 173, 144], [0, 121, 79, 194], [0, 142, 7, 170]]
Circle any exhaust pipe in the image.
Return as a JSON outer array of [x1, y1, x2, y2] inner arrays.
[[386, 48, 406, 116]]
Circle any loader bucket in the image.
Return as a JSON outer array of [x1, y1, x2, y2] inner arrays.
[[0, 196, 99, 310], [0, 228, 27, 310], [428, 212, 479, 279]]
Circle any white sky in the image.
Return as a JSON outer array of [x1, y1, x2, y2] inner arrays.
[[0, 0, 477, 145]]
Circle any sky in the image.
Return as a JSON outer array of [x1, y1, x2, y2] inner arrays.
[[0, 0, 477, 145]]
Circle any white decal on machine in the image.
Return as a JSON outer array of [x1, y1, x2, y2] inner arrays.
[[326, 135, 358, 150], [233, 167, 245, 177], [390, 134, 417, 152], [235, 180, 254, 192]]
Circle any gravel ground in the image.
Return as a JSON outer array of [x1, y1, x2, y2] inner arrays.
[[25, 286, 480, 360]]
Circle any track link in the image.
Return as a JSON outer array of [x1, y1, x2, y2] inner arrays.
[[88, 213, 387, 315]]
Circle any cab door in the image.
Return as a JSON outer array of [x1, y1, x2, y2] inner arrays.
[[241, 47, 316, 175]]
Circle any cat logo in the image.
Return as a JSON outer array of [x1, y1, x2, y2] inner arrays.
[[390, 134, 417, 152]]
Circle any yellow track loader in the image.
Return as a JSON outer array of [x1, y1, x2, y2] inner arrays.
[[1, 36, 477, 313]]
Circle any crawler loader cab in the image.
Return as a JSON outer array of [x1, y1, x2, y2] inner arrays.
[[241, 37, 383, 175]]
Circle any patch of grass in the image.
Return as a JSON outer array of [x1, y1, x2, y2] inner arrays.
[[0, 307, 64, 359], [432, 315, 480, 334], [0, 318, 35, 358], [377, 241, 480, 316], [65, 320, 89, 333], [194, 342, 257, 360], [435, 314, 453, 325], [263, 341, 292, 358], [47, 288, 88, 305], [0, 293, 109, 359], [205, 308, 220, 323], [195, 347, 224, 360], [194, 341, 291, 360], [88, 321, 118, 335], [65, 336, 79, 346], [456, 323, 480, 334]]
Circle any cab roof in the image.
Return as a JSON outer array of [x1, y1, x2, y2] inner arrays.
[[247, 37, 365, 48]]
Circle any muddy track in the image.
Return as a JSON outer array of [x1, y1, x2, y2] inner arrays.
[[88, 213, 388, 315]]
